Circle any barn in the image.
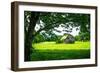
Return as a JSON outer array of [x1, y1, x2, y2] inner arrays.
[[60, 34, 75, 44]]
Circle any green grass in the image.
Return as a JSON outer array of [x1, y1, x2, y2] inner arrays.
[[33, 41, 90, 50], [30, 41, 90, 61]]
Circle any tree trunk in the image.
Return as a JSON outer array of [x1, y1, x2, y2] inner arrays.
[[24, 12, 40, 61]]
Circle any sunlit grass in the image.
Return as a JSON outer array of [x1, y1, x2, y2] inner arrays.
[[30, 41, 90, 61], [33, 41, 90, 50]]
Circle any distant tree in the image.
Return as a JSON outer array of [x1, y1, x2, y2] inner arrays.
[[75, 32, 90, 41], [79, 32, 90, 41], [75, 35, 81, 41]]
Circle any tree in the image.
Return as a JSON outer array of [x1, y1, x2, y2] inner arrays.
[[24, 11, 90, 61], [24, 12, 40, 61]]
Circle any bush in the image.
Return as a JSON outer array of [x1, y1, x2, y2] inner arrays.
[[33, 34, 45, 43], [75, 32, 90, 41], [79, 32, 90, 41], [75, 35, 81, 41]]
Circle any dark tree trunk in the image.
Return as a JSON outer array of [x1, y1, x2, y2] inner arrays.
[[24, 12, 40, 61]]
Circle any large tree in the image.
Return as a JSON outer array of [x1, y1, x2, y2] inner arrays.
[[24, 11, 90, 61]]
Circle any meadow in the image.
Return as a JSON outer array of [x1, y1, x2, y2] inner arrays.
[[30, 41, 90, 61]]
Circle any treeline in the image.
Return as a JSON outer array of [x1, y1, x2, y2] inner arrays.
[[32, 32, 60, 43], [33, 32, 90, 43], [75, 32, 90, 41]]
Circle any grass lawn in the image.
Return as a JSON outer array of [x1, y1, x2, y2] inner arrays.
[[30, 41, 90, 61]]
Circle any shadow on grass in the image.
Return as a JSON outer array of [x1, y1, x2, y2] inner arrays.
[[30, 49, 90, 61]]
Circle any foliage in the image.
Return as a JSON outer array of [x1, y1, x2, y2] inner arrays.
[[75, 35, 81, 41], [24, 11, 90, 61], [25, 11, 90, 39], [79, 32, 90, 41], [32, 34, 45, 43], [33, 31, 59, 43], [75, 32, 90, 41]]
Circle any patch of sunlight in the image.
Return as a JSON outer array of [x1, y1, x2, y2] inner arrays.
[[32, 41, 90, 51]]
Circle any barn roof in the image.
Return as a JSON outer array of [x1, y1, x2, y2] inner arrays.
[[60, 34, 68, 41]]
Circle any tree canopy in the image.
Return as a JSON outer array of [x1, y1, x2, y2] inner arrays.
[[25, 11, 90, 38]]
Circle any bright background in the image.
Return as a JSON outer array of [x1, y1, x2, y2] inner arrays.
[[0, 0, 99, 73]]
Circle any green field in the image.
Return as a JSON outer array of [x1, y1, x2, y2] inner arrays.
[[30, 41, 90, 61]]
